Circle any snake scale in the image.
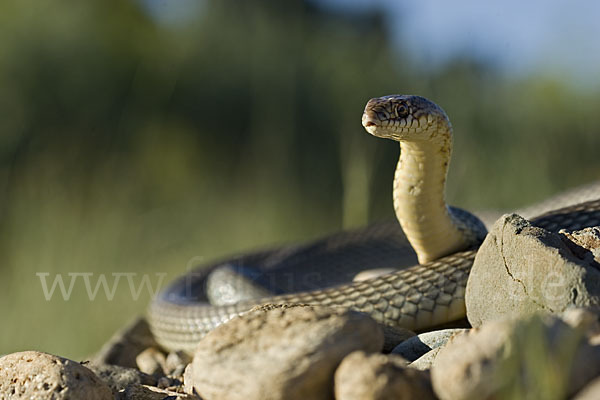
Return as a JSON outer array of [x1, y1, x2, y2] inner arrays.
[[148, 95, 600, 353]]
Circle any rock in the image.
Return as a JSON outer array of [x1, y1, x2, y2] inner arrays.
[[185, 303, 384, 400], [561, 307, 600, 336], [119, 383, 198, 399], [334, 351, 436, 400], [136, 347, 166, 376], [165, 351, 191, 377], [86, 362, 156, 394], [574, 376, 600, 400], [431, 321, 511, 400], [409, 347, 441, 371], [560, 226, 600, 263], [392, 328, 468, 362], [156, 376, 171, 389], [92, 317, 158, 368], [0, 351, 112, 399], [431, 314, 600, 400], [466, 214, 600, 327], [589, 334, 600, 346]]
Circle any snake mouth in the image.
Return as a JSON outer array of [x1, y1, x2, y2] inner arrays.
[[363, 113, 389, 139], [361, 112, 380, 129]]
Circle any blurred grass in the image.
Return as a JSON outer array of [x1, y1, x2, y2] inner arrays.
[[0, 0, 599, 359]]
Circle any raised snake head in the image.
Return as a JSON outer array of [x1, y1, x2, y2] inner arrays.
[[362, 95, 451, 142]]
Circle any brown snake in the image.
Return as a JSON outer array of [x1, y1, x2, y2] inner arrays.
[[148, 95, 600, 353]]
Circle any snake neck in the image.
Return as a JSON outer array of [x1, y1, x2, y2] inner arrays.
[[393, 135, 469, 263]]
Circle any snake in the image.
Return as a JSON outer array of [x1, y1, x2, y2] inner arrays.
[[148, 95, 600, 353]]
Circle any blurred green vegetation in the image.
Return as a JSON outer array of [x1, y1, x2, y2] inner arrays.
[[0, 0, 599, 359]]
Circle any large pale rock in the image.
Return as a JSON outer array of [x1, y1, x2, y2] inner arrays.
[[0, 351, 112, 399], [184, 303, 384, 400], [466, 214, 600, 327], [334, 351, 436, 400], [431, 314, 600, 400]]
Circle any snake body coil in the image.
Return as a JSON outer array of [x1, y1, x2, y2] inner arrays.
[[148, 95, 600, 353]]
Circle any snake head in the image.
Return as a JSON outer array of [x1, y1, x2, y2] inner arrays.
[[362, 95, 450, 141]]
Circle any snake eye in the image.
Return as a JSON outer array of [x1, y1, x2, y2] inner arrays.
[[395, 102, 409, 118]]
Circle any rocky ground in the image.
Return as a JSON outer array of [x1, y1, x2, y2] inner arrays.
[[2, 214, 600, 399]]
